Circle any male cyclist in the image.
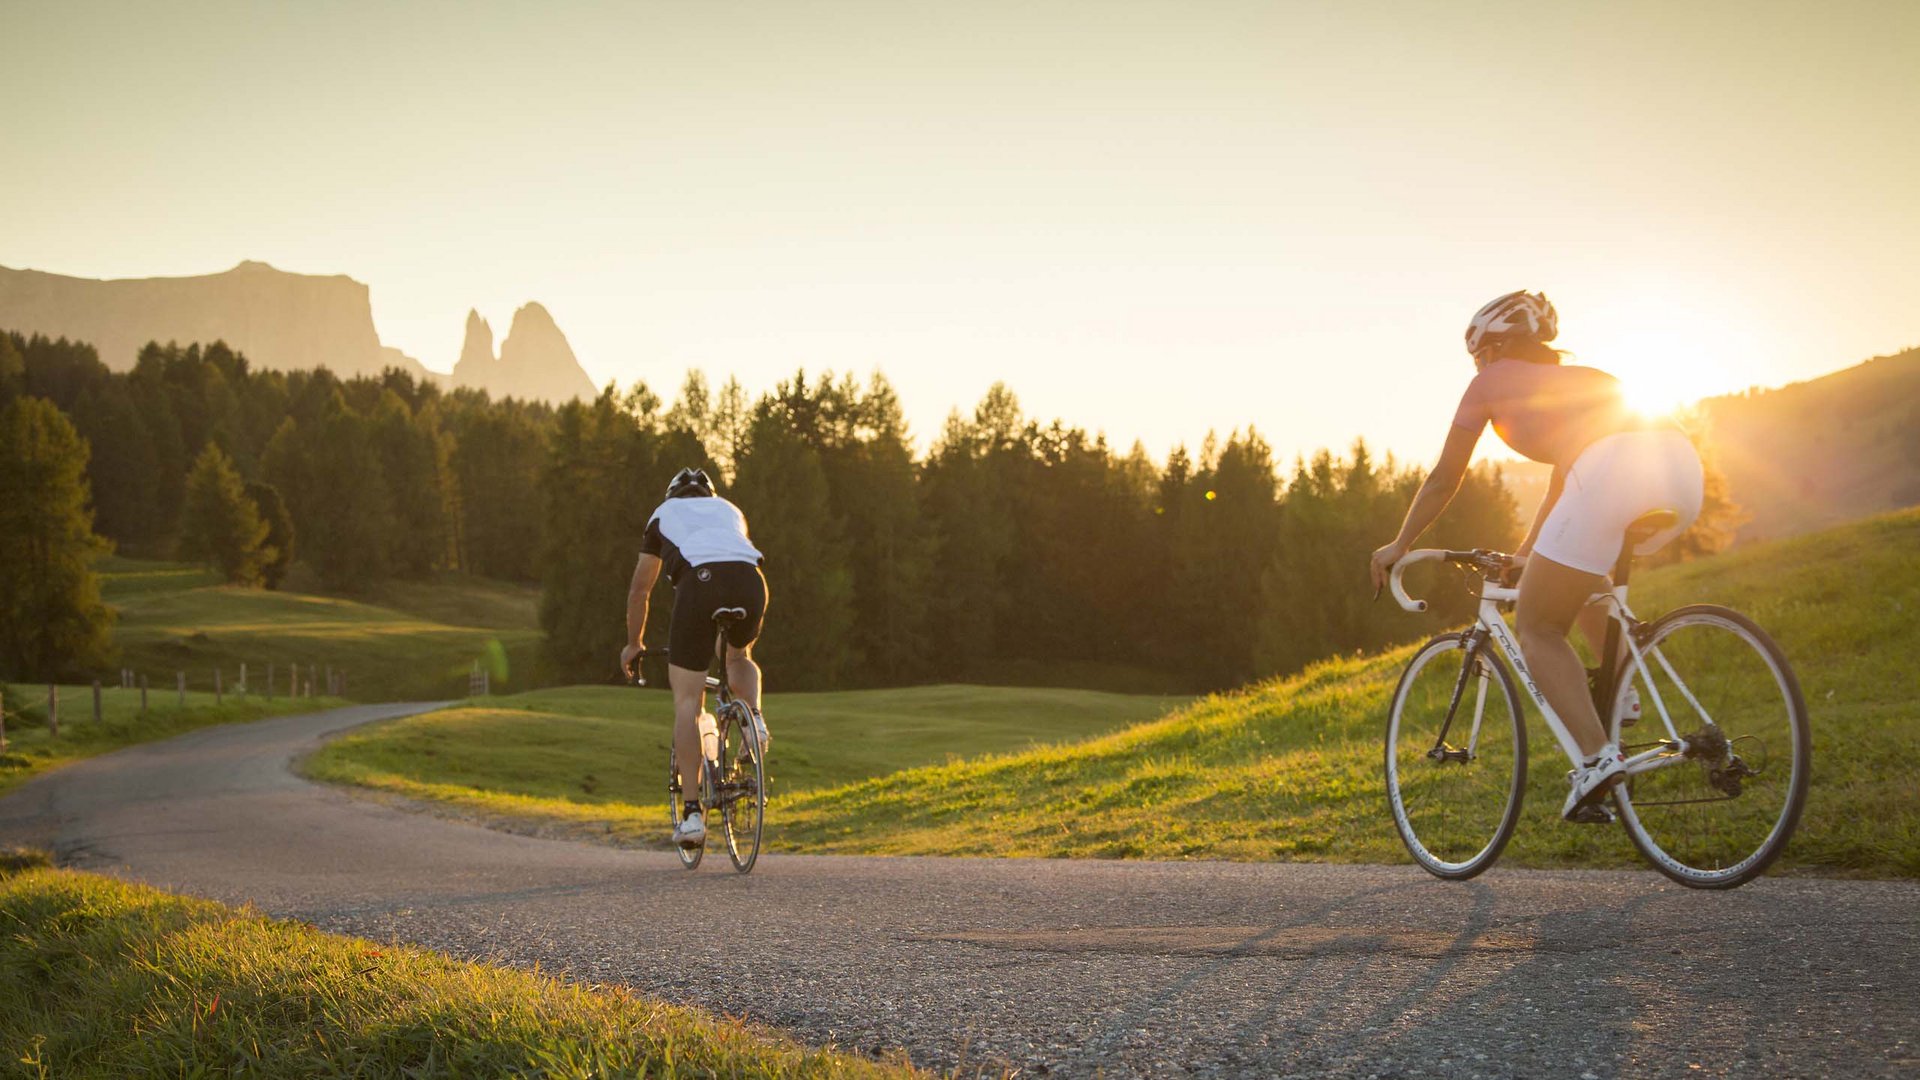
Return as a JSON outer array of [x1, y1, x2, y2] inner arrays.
[[620, 467, 770, 848]]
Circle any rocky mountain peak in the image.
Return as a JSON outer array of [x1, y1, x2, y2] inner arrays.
[[495, 302, 596, 403]]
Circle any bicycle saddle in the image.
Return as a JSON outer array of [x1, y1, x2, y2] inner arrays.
[[1626, 509, 1681, 543], [713, 606, 748, 624]]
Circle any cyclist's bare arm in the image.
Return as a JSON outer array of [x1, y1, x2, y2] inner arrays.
[[1372, 424, 1476, 589], [625, 553, 663, 653], [1395, 424, 1477, 546]]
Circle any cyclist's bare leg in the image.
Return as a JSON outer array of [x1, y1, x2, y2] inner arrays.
[[1576, 600, 1616, 668], [1516, 554, 1611, 759], [725, 642, 762, 713], [668, 663, 708, 809]]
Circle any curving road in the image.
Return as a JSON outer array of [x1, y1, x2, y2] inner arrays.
[[2, 703, 1915, 1077]]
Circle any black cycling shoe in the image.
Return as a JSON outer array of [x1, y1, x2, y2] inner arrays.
[[1566, 801, 1616, 825]]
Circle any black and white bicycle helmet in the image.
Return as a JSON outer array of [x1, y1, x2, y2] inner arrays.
[[1464, 290, 1558, 359], [665, 466, 715, 500]]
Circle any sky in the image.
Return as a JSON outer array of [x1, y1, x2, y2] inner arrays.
[[3, 0, 1916, 465]]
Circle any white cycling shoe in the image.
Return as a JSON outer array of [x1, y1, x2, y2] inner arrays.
[[741, 709, 771, 756], [674, 811, 707, 848], [1562, 745, 1628, 821], [1618, 684, 1642, 729]]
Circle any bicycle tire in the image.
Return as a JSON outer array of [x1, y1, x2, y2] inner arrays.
[[718, 704, 765, 874], [1385, 631, 1528, 880], [1611, 604, 1810, 889], [667, 745, 703, 870]]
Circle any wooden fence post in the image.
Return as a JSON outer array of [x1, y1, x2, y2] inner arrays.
[[140, 674, 149, 715], [240, 662, 248, 696], [47, 685, 58, 738], [177, 671, 186, 707], [325, 665, 333, 698], [309, 664, 317, 698], [267, 662, 274, 700], [92, 680, 102, 723]]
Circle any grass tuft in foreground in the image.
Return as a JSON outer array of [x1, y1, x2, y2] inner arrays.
[[0, 864, 912, 1079]]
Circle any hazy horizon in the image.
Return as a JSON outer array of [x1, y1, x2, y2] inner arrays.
[[5, 0, 1915, 464]]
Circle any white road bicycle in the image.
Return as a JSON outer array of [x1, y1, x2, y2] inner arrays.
[[1383, 513, 1810, 889]]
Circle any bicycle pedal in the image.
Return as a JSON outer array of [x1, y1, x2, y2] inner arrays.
[[1567, 803, 1616, 825]]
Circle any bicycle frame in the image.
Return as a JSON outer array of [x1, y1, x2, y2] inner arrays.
[[1392, 550, 1714, 780]]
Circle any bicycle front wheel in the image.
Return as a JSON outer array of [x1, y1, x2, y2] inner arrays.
[[1385, 632, 1527, 880], [1612, 604, 1810, 889], [718, 706, 765, 874]]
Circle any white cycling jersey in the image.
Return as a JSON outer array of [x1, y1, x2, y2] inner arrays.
[[641, 496, 764, 585]]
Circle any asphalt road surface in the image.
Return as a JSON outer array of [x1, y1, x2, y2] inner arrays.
[[2, 703, 1914, 1078]]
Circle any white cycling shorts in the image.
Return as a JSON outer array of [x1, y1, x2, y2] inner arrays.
[[1532, 428, 1705, 576]]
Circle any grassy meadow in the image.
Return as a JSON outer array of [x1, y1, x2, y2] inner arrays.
[[307, 509, 1919, 878], [101, 557, 542, 703], [0, 682, 345, 799], [302, 684, 1189, 842], [0, 858, 911, 1079], [773, 509, 1920, 876]]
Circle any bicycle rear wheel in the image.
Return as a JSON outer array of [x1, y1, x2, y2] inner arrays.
[[1385, 632, 1527, 880], [667, 745, 703, 870], [1612, 604, 1810, 889], [717, 705, 765, 874]]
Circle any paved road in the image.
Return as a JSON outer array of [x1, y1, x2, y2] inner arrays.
[[2, 704, 1915, 1078]]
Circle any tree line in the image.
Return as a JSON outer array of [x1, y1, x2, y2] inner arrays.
[[5, 327, 1736, 694]]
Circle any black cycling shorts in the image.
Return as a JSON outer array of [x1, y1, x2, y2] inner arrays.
[[668, 561, 767, 671]]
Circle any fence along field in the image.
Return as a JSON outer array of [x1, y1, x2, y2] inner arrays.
[[0, 557, 537, 797]]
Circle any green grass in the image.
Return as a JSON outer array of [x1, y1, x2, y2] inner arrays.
[[295, 510, 1920, 877], [101, 558, 541, 703], [769, 509, 1920, 876], [0, 682, 345, 799], [302, 684, 1189, 844], [0, 862, 911, 1078]]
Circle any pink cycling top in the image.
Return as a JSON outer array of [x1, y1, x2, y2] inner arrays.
[[1450, 359, 1634, 466]]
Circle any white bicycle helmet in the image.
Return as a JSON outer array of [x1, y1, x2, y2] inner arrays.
[[1464, 290, 1558, 359]]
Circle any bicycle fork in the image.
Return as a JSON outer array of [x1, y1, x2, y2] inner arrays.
[[1429, 629, 1493, 765]]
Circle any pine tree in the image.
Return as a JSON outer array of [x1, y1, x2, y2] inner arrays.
[[0, 397, 115, 679], [536, 388, 695, 684], [245, 482, 296, 589], [370, 391, 450, 577], [0, 334, 23, 406], [179, 443, 272, 585], [731, 412, 856, 688]]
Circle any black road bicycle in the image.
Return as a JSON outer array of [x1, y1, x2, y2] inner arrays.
[[626, 608, 766, 874]]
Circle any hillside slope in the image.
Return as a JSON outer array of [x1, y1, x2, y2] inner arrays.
[[102, 559, 542, 702], [776, 509, 1920, 876], [1703, 346, 1920, 543]]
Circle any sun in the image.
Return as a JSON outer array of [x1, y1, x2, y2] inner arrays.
[[1619, 375, 1693, 419], [1605, 346, 1734, 420]]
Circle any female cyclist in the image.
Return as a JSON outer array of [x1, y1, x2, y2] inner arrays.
[[1368, 291, 1705, 821]]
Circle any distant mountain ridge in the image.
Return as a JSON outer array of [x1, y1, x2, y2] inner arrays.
[[0, 260, 597, 403]]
